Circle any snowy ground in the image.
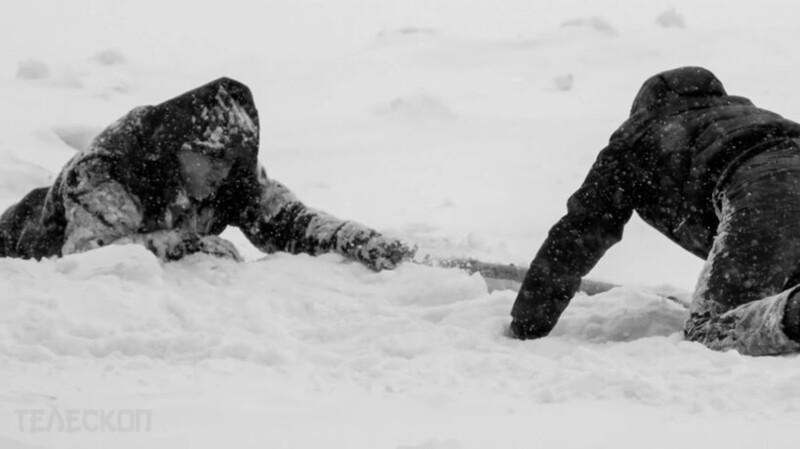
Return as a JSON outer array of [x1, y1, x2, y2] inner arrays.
[[2, 1, 800, 448]]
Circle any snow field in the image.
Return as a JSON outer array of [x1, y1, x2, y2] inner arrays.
[[3, 1, 800, 447], [2, 246, 798, 413]]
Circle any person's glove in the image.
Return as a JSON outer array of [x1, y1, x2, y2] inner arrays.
[[168, 234, 243, 262], [195, 235, 244, 261], [333, 222, 416, 271], [508, 268, 575, 340], [356, 235, 417, 271], [507, 318, 551, 340]]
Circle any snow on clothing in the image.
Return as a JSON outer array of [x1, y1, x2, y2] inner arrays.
[[510, 66, 800, 355], [0, 78, 413, 271]]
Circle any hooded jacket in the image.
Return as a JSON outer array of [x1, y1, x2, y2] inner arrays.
[[511, 66, 800, 335], [0, 78, 409, 270]]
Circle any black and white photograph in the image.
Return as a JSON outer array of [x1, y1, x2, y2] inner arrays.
[[1, 1, 799, 447]]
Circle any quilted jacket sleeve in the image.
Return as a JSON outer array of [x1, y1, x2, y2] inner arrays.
[[510, 138, 639, 338], [237, 165, 414, 271]]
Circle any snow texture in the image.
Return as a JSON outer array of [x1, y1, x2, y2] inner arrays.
[[2, 0, 800, 448], [560, 16, 617, 36], [656, 8, 686, 29], [15, 60, 50, 81], [91, 48, 126, 66]]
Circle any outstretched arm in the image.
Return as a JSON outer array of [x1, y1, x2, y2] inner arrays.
[[237, 166, 414, 271], [510, 139, 638, 339]]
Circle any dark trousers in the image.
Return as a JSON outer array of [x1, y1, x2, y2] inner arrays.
[[0, 187, 61, 259], [685, 141, 800, 355]]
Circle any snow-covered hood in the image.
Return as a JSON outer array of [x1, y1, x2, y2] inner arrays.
[[142, 77, 260, 165]]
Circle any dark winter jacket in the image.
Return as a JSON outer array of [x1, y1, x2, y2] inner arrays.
[[0, 78, 411, 270], [511, 66, 800, 336]]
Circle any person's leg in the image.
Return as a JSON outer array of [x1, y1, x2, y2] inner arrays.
[[684, 143, 800, 355], [0, 187, 55, 259]]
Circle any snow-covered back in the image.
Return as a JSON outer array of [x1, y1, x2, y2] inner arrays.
[[2, 1, 800, 447]]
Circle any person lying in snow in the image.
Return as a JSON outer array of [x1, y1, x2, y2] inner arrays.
[[509, 66, 800, 356], [0, 77, 414, 271]]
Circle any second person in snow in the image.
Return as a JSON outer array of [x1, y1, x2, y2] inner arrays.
[[510, 66, 800, 356]]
